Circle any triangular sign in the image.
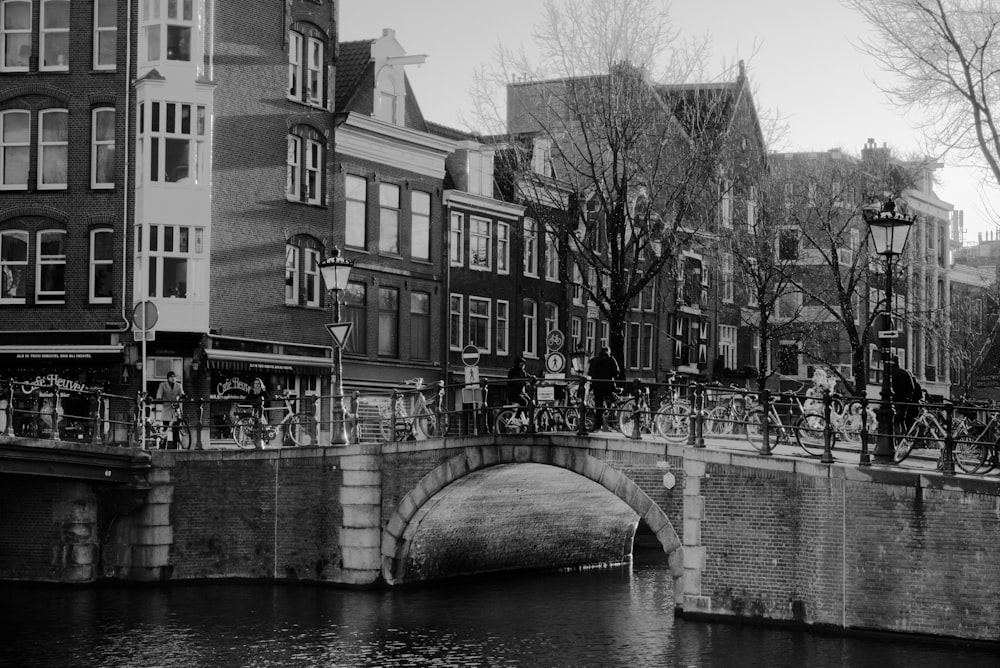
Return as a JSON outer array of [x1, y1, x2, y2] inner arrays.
[[325, 322, 353, 348]]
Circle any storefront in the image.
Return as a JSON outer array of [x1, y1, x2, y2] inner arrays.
[[0, 344, 122, 440]]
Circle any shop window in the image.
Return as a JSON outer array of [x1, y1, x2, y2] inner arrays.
[[410, 291, 430, 360], [38, 109, 68, 189], [0, 109, 29, 189], [35, 229, 65, 303], [40, 0, 69, 71], [345, 174, 367, 249], [1, 0, 30, 71], [90, 229, 113, 303], [93, 0, 116, 70], [92, 107, 116, 188], [344, 281, 367, 354], [0, 229, 27, 302]]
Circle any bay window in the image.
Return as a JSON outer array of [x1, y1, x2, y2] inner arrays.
[[141, 0, 193, 64], [142, 223, 204, 299], [139, 101, 207, 184]]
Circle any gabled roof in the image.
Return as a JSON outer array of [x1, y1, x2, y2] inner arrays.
[[335, 40, 372, 113]]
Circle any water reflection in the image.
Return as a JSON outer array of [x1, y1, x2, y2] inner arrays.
[[1, 551, 996, 667]]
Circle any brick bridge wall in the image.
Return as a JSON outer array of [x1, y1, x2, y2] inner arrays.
[[680, 446, 1000, 642]]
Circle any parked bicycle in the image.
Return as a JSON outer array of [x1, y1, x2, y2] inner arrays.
[[127, 392, 191, 450], [232, 392, 311, 449], [380, 378, 450, 441], [705, 385, 753, 436], [954, 402, 1000, 474], [743, 391, 826, 456], [895, 403, 971, 465]]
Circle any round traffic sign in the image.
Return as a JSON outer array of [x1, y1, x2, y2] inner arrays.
[[462, 344, 480, 366], [132, 300, 158, 331], [545, 351, 565, 374], [546, 329, 565, 351]]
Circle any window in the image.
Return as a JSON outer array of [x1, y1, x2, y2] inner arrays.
[[1, 110, 29, 189], [449, 212, 463, 266], [497, 221, 509, 274], [285, 241, 321, 307], [627, 322, 640, 369], [600, 321, 609, 349], [720, 179, 732, 228], [35, 229, 65, 303], [1, 0, 30, 71], [142, 224, 204, 299], [410, 291, 430, 360], [746, 258, 759, 307], [719, 324, 736, 370], [93, 0, 116, 70], [571, 263, 584, 305], [40, 0, 69, 71], [746, 186, 757, 232], [286, 128, 323, 204], [89, 229, 114, 303], [345, 175, 367, 248], [496, 299, 509, 356], [38, 109, 67, 189], [469, 296, 490, 351], [449, 293, 463, 350], [571, 316, 582, 351], [523, 218, 538, 277], [307, 37, 324, 106], [778, 227, 800, 261], [642, 323, 653, 369], [379, 183, 400, 254], [721, 252, 733, 303], [470, 216, 491, 270], [585, 320, 596, 356], [344, 281, 367, 354], [412, 191, 430, 261], [378, 287, 399, 357], [287, 31, 302, 100], [532, 137, 551, 176], [140, 101, 207, 184], [287, 30, 327, 107], [544, 301, 558, 334], [523, 299, 537, 357], [778, 343, 799, 375], [545, 233, 559, 281], [1, 229, 27, 302], [141, 0, 192, 63], [92, 108, 115, 188]]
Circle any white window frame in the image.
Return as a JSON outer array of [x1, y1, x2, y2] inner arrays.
[[287, 31, 303, 100], [523, 299, 538, 358], [40, 0, 70, 72], [719, 324, 737, 370], [571, 263, 583, 305], [140, 0, 194, 65], [449, 293, 463, 351], [93, 0, 117, 70], [544, 301, 559, 334], [585, 320, 596, 356], [642, 323, 654, 369], [379, 182, 400, 255], [449, 212, 464, 266], [1, 109, 30, 190], [35, 229, 66, 303], [304, 247, 320, 307], [523, 218, 538, 277], [469, 296, 491, 352], [496, 299, 509, 356], [91, 107, 116, 189], [600, 321, 609, 349], [140, 101, 207, 185], [571, 316, 582, 351], [0, 229, 28, 303], [285, 135, 300, 201], [142, 223, 204, 300], [496, 221, 509, 274], [721, 252, 734, 303], [411, 191, 430, 261], [545, 232, 559, 281], [720, 179, 732, 228], [469, 216, 492, 271], [1, 0, 31, 72], [345, 174, 366, 249], [284, 244, 299, 305], [89, 228, 113, 304], [38, 108, 68, 190], [304, 138, 321, 204], [307, 37, 324, 107]]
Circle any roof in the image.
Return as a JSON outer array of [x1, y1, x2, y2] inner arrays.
[[335, 39, 373, 113]]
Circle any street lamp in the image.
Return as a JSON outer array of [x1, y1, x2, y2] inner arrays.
[[570, 347, 589, 436], [863, 199, 915, 465], [319, 246, 354, 445]]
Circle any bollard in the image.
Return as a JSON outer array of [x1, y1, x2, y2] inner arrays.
[[255, 393, 266, 449], [195, 400, 205, 450], [820, 389, 834, 464], [941, 403, 956, 476], [759, 389, 773, 456]]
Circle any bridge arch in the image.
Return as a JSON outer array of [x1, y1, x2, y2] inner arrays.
[[380, 443, 682, 586]]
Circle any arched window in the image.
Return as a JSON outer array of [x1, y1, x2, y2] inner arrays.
[[285, 235, 322, 307], [36, 228, 66, 303], [286, 126, 324, 205], [287, 28, 327, 108]]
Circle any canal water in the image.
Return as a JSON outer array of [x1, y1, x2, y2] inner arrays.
[[1, 548, 995, 667]]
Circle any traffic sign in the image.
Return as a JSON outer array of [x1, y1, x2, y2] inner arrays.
[[132, 300, 158, 331], [325, 322, 354, 348], [546, 329, 565, 351], [545, 351, 566, 374], [462, 344, 480, 366], [878, 330, 899, 339]]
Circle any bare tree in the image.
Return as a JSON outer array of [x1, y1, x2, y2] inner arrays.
[[846, 0, 1000, 190], [472, 0, 760, 367]]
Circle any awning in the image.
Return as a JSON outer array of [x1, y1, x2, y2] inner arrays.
[[0, 344, 124, 363], [205, 348, 333, 376]]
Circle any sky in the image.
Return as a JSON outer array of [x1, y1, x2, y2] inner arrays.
[[340, 0, 1000, 245]]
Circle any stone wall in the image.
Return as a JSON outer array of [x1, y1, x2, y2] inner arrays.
[[680, 447, 1000, 642]]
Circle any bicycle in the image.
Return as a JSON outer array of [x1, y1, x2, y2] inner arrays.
[[232, 393, 311, 448], [894, 403, 971, 465], [494, 378, 555, 434], [743, 391, 826, 456], [127, 392, 191, 450], [950, 402, 1000, 474], [705, 385, 752, 436], [380, 378, 450, 441]]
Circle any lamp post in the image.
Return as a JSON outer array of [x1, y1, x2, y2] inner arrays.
[[570, 347, 589, 436], [319, 247, 354, 445], [863, 199, 914, 465]]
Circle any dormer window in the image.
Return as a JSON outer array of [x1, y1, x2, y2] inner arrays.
[[375, 70, 399, 124], [531, 137, 551, 177]]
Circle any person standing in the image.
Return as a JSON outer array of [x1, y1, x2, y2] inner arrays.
[[155, 371, 185, 449], [588, 347, 621, 431]]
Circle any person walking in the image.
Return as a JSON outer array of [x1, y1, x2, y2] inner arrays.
[[155, 371, 185, 449], [889, 357, 920, 434], [588, 347, 621, 431]]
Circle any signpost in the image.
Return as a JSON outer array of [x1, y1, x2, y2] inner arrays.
[[546, 329, 564, 352], [461, 344, 480, 367]]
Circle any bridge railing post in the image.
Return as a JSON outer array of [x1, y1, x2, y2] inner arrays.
[[759, 388, 772, 456], [195, 400, 205, 450], [859, 395, 872, 466], [526, 381, 537, 434], [390, 389, 400, 442], [694, 382, 706, 448], [575, 376, 589, 437], [49, 381, 62, 441], [479, 379, 489, 436], [630, 380, 642, 440], [942, 402, 956, 476], [89, 388, 103, 445], [820, 388, 834, 464]]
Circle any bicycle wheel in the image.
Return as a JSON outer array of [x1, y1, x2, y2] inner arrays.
[[565, 406, 597, 433], [413, 406, 442, 439], [495, 408, 528, 434], [706, 406, 734, 436], [174, 421, 192, 450], [283, 414, 308, 445], [654, 402, 690, 443], [617, 398, 640, 436], [894, 422, 922, 463], [233, 416, 256, 449], [793, 414, 828, 457], [953, 435, 987, 473], [743, 410, 768, 452]]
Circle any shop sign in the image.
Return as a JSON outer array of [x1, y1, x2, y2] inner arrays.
[[17, 374, 88, 395], [214, 375, 253, 399]]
